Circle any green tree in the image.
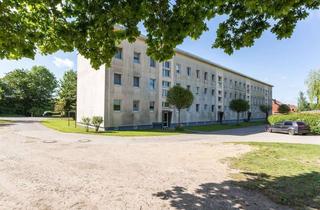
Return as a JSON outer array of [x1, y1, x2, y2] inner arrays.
[[81, 117, 91, 132], [297, 91, 310, 112], [259, 105, 271, 122], [1, 1, 318, 69], [278, 104, 290, 114], [305, 70, 320, 109], [1, 67, 57, 116], [91, 116, 103, 132], [166, 86, 194, 127], [229, 99, 250, 125], [57, 70, 77, 115], [28, 66, 58, 116]]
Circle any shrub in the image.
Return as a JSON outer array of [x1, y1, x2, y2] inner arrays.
[[268, 113, 320, 134], [81, 117, 91, 132], [91, 116, 103, 132]]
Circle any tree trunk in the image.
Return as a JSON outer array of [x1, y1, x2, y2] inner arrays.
[[265, 112, 269, 122], [178, 109, 181, 128], [237, 112, 240, 125]]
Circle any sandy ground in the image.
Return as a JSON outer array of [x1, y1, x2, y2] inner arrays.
[[0, 119, 299, 209]]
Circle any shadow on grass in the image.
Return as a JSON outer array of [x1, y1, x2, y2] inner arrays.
[[153, 172, 320, 210]]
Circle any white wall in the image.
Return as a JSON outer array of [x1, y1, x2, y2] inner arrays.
[[76, 55, 106, 125]]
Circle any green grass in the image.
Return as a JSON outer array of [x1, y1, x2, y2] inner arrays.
[[186, 121, 265, 132], [41, 118, 184, 137], [0, 120, 13, 124], [230, 142, 320, 209]]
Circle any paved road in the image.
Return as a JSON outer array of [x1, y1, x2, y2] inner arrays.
[[1, 117, 320, 145]]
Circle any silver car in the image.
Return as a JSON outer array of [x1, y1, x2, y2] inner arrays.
[[267, 121, 310, 135]]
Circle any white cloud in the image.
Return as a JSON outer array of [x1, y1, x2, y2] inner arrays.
[[53, 57, 74, 69]]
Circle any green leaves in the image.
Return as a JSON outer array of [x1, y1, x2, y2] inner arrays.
[[0, 0, 319, 68], [167, 85, 194, 110], [229, 99, 250, 113]]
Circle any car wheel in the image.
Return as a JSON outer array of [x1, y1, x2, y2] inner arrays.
[[268, 128, 272, 133], [288, 129, 295, 135]]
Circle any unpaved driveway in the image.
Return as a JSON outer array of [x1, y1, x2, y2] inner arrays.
[[0, 118, 300, 209]]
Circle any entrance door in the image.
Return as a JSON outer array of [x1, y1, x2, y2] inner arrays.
[[162, 111, 172, 128]]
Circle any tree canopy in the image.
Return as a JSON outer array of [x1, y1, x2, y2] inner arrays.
[[305, 70, 320, 108], [167, 85, 193, 127], [57, 70, 77, 114], [278, 104, 290, 114], [259, 104, 271, 121], [229, 99, 250, 124], [0, 66, 57, 116], [1, 1, 319, 69], [297, 91, 310, 111]]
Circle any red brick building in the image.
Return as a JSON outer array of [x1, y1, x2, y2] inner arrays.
[[272, 99, 297, 114]]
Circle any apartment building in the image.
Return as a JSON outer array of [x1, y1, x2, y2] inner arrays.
[[77, 37, 273, 130]]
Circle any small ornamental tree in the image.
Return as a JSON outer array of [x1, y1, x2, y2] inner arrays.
[[229, 99, 250, 125], [81, 117, 91, 132], [91, 116, 103, 132], [167, 86, 194, 128], [278, 104, 290, 114], [259, 105, 271, 122]]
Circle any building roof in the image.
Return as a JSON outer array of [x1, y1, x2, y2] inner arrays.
[[136, 36, 273, 87]]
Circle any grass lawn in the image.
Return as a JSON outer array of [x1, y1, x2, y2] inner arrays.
[[0, 120, 13, 124], [230, 142, 320, 209], [41, 118, 184, 137], [186, 121, 265, 132]]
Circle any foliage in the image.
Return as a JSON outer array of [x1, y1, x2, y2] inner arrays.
[[41, 118, 183, 136], [167, 85, 193, 127], [297, 91, 310, 112], [229, 99, 250, 124], [231, 142, 320, 208], [278, 104, 290, 114], [0, 66, 57, 116], [305, 70, 320, 108], [259, 105, 271, 122], [81, 117, 91, 132], [91, 116, 103, 132], [57, 70, 77, 114], [268, 113, 320, 134], [1, 1, 319, 69]]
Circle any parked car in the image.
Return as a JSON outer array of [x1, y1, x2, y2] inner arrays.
[[266, 121, 310, 135]]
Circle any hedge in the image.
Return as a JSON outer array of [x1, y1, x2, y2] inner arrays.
[[268, 113, 320, 134]]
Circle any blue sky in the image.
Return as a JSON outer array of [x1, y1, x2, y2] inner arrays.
[[0, 10, 319, 105]]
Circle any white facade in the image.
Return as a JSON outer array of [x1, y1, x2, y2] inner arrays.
[[77, 38, 273, 129]]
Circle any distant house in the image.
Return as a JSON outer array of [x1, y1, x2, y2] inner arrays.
[[272, 99, 297, 114]]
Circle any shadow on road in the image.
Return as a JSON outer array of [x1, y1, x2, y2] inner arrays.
[[153, 172, 320, 210]]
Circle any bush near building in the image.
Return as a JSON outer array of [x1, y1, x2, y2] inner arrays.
[[268, 113, 320, 134]]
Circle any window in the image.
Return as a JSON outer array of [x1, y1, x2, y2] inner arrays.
[[196, 104, 200, 112], [175, 63, 181, 74], [162, 102, 169, 108], [204, 88, 207, 95], [113, 99, 121, 111], [133, 76, 140, 87], [162, 89, 169, 97], [212, 89, 215, 96], [224, 91, 227, 97], [162, 81, 171, 88], [230, 92, 232, 98], [218, 97, 222, 102], [149, 101, 155, 111], [218, 76, 222, 82], [212, 74, 215, 81], [149, 79, 156, 90], [115, 48, 122, 59], [204, 72, 208, 80], [218, 90, 222, 95], [187, 85, 191, 90], [162, 61, 171, 77], [196, 87, 199, 95], [133, 52, 140, 64], [114, 73, 122, 85], [196, 70, 200, 78], [211, 105, 215, 112], [150, 58, 156, 67], [284, 121, 293, 126], [187, 67, 191, 76], [133, 100, 140, 111], [204, 104, 208, 110]]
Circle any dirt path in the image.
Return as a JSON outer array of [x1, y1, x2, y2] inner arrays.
[[0, 120, 291, 209]]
